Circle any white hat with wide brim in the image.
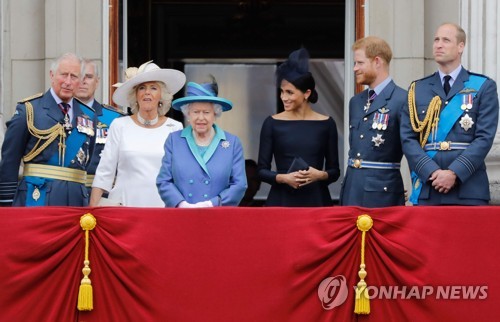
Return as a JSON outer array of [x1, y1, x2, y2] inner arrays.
[[112, 61, 186, 107]]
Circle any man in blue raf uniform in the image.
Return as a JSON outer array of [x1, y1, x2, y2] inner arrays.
[[401, 23, 499, 205], [75, 59, 124, 193], [340, 36, 407, 207], [0, 53, 96, 206]]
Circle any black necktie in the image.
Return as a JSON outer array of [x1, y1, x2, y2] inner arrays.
[[443, 75, 451, 96], [368, 89, 376, 104]]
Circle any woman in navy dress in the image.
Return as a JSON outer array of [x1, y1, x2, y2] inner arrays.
[[257, 48, 340, 207]]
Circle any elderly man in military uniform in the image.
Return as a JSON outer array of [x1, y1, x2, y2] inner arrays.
[[75, 59, 124, 193], [401, 23, 499, 205], [0, 53, 96, 206], [340, 36, 407, 207]]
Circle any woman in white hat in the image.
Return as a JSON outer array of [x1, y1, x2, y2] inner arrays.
[[89, 61, 186, 207], [156, 77, 247, 207]]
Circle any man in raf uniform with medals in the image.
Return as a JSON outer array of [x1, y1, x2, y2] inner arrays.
[[340, 36, 407, 207], [75, 59, 124, 193], [401, 23, 499, 205], [0, 53, 96, 206]]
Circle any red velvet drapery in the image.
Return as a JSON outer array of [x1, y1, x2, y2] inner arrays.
[[0, 206, 497, 321]]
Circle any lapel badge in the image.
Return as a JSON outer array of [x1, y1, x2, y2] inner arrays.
[[459, 114, 474, 131], [97, 121, 108, 129], [459, 88, 477, 94], [378, 107, 390, 114], [371, 134, 385, 147], [221, 140, 230, 149]]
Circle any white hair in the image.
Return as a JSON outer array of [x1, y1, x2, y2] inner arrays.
[[50, 53, 83, 76], [180, 103, 223, 118]]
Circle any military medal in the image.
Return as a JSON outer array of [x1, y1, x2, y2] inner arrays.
[[63, 114, 73, 131], [382, 114, 389, 130], [364, 90, 377, 112], [96, 122, 108, 144], [466, 94, 473, 110], [461, 94, 473, 111], [96, 128, 108, 144], [32, 187, 40, 201], [459, 114, 474, 131], [371, 134, 385, 147], [77, 116, 95, 136], [76, 147, 86, 165], [372, 114, 378, 129]]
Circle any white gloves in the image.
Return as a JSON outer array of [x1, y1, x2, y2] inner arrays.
[[178, 200, 213, 208], [194, 200, 213, 207]]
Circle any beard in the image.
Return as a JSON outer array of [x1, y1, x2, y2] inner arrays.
[[357, 69, 377, 86]]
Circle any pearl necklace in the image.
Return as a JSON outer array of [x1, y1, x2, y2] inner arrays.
[[137, 113, 159, 127]]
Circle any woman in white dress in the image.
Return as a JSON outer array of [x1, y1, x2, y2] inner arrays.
[[89, 61, 186, 207]]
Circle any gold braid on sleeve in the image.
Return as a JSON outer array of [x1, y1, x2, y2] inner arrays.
[[408, 82, 442, 147], [23, 102, 66, 165]]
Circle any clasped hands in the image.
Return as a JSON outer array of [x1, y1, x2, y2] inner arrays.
[[429, 169, 457, 194], [279, 167, 326, 190], [178, 200, 213, 208]]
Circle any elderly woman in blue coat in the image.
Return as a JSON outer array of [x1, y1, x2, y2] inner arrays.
[[156, 78, 247, 207]]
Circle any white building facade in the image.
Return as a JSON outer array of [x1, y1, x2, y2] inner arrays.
[[1, 0, 499, 202]]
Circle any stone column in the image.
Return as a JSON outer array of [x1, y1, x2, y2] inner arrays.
[[461, 0, 500, 203]]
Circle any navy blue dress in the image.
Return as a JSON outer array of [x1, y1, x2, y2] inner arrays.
[[257, 116, 340, 207]]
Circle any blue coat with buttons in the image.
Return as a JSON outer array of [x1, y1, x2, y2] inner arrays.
[[400, 68, 499, 205], [340, 80, 407, 207], [156, 124, 247, 207]]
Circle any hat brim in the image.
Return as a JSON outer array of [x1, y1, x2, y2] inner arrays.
[[112, 69, 186, 107], [172, 96, 233, 112]]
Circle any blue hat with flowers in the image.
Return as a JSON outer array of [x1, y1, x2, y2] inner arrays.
[[172, 80, 233, 112]]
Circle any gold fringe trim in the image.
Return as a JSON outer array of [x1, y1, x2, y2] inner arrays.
[[408, 82, 442, 147], [354, 214, 373, 315], [23, 101, 66, 165], [78, 213, 97, 311]]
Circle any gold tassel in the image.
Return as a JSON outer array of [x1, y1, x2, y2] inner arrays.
[[354, 214, 373, 315], [78, 213, 97, 311]]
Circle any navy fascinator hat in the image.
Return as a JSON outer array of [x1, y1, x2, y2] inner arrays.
[[276, 48, 312, 87], [275, 48, 318, 103]]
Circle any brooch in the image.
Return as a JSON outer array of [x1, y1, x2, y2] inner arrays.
[[221, 140, 230, 149]]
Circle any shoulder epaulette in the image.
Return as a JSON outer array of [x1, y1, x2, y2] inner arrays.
[[102, 104, 127, 115], [74, 97, 95, 112], [413, 72, 436, 83], [18, 92, 43, 103]]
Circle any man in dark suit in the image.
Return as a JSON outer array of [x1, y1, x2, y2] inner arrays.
[[75, 59, 124, 193], [0, 53, 96, 206], [401, 23, 499, 205], [340, 36, 407, 207]]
